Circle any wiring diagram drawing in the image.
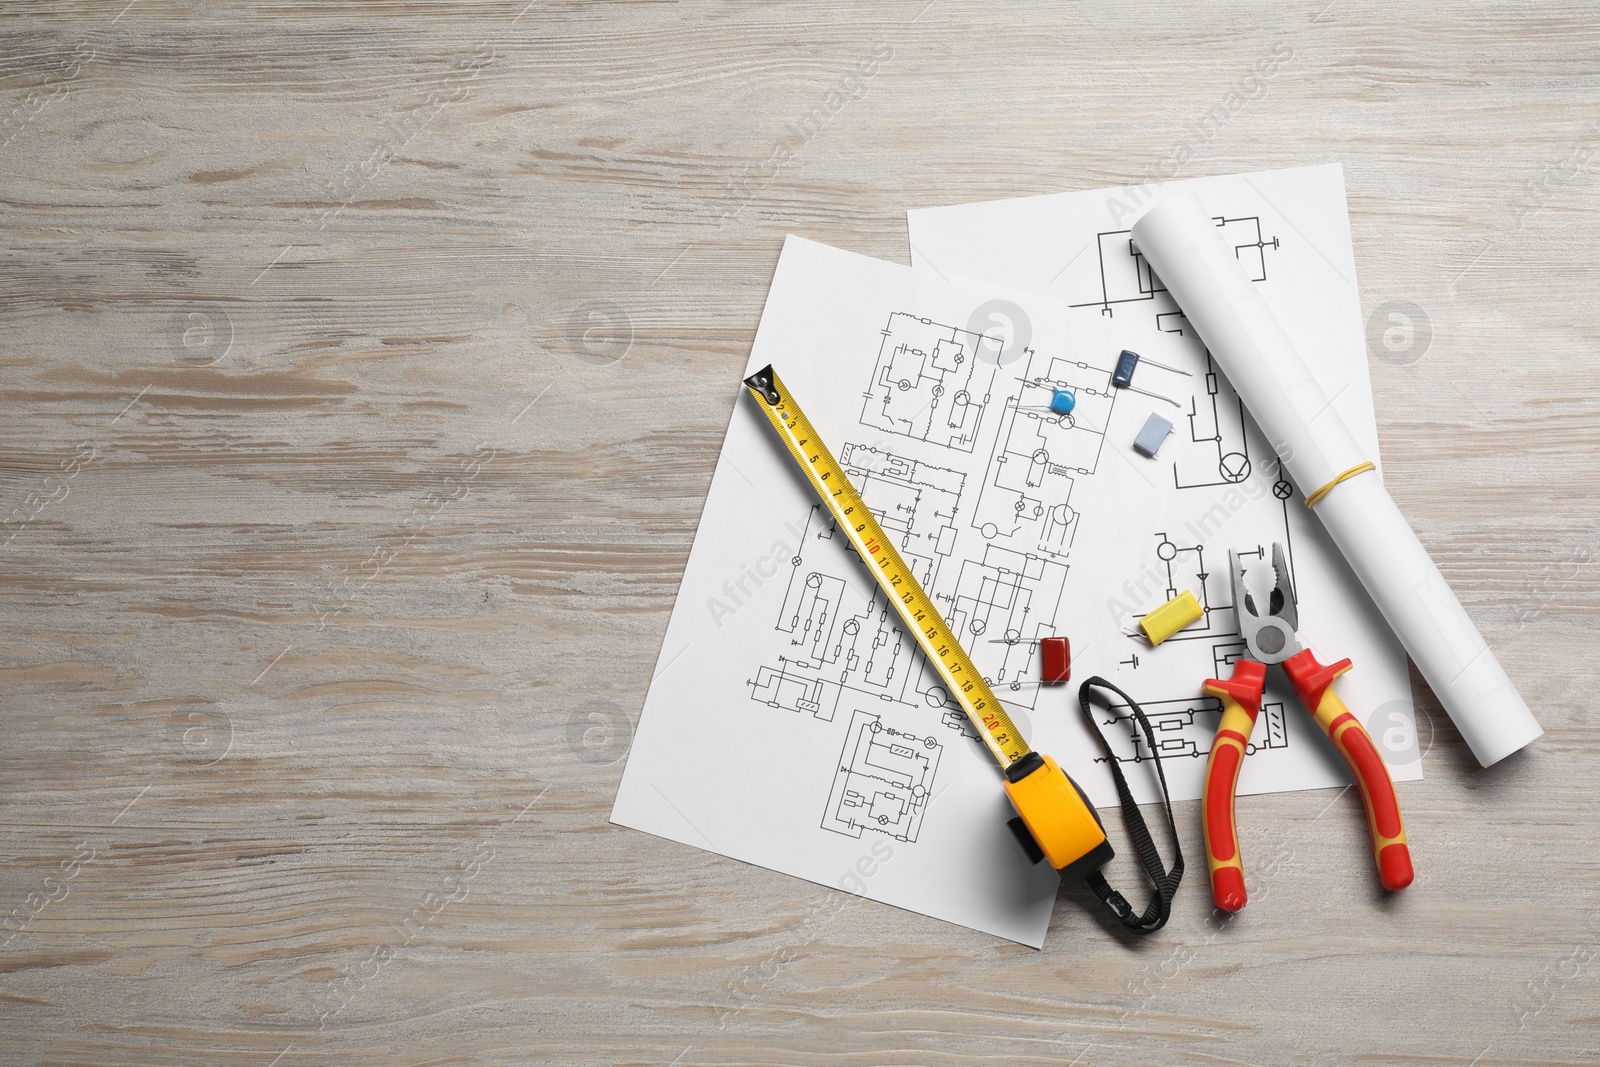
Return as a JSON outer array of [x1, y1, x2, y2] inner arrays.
[[822, 709, 942, 843], [860, 313, 1000, 452]]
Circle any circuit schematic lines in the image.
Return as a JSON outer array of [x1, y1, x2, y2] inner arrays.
[[823, 710, 942, 842]]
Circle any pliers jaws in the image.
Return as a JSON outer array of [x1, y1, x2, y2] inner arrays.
[[1230, 543, 1301, 665]]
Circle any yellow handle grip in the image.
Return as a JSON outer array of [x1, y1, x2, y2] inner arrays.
[[1202, 693, 1257, 912], [1309, 686, 1414, 891], [1283, 649, 1413, 892], [1201, 659, 1266, 912]]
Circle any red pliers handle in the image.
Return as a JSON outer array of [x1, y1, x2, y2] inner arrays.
[[1202, 649, 1414, 912]]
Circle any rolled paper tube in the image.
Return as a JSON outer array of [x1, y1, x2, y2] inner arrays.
[[1131, 191, 1541, 766]]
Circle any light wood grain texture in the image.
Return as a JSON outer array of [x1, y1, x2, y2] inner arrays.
[[1, 1, 1597, 1065]]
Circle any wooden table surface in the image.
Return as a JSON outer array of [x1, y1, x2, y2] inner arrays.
[[3, 2, 1597, 1064]]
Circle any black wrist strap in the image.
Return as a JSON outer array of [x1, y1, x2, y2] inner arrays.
[[1077, 676, 1185, 934]]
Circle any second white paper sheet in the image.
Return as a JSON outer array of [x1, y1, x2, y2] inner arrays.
[[905, 161, 1421, 789], [614, 222, 1417, 947]]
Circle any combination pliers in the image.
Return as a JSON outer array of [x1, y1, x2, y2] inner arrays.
[[1202, 543, 1415, 911]]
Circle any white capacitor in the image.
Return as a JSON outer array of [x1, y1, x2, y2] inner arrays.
[[1131, 190, 1541, 767]]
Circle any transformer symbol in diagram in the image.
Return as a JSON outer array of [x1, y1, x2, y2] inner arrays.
[[861, 313, 1002, 452], [822, 709, 942, 843]]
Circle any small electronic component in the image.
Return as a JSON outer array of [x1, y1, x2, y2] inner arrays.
[[1133, 412, 1174, 457], [1111, 349, 1185, 408], [1112, 349, 1141, 388], [1139, 590, 1204, 645], [1113, 349, 1190, 385], [1039, 636, 1071, 684], [987, 634, 1071, 685], [1019, 388, 1077, 417]]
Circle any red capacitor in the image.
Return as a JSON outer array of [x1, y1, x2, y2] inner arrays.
[[1040, 636, 1071, 684]]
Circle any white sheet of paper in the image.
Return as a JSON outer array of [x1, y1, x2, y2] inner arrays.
[[614, 216, 1417, 946], [906, 161, 1420, 788]]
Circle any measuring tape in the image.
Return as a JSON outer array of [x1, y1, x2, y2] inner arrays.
[[743, 365, 1113, 875]]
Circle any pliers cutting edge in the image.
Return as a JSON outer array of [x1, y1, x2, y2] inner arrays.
[[1202, 544, 1414, 911]]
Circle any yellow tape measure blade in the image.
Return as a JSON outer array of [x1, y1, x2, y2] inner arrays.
[[742, 365, 1111, 875], [743, 365, 1025, 767]]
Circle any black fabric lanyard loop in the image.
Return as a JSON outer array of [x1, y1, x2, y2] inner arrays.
[[1077, 676, 1185, 934]]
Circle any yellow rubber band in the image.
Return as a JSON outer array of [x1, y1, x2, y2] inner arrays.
[[1304, 462, 1375, 509]]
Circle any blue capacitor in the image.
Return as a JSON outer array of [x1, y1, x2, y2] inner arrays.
[[1048, 388, 1077, 415], [1113, 349, 1141, 388]]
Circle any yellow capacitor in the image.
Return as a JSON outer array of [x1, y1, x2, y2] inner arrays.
[[1141, 589, 1203, 644]]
